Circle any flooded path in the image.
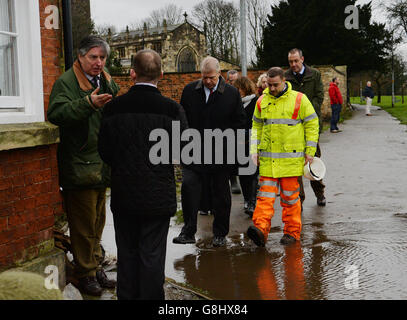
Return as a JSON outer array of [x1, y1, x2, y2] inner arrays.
[[102, 104, 407, 299]]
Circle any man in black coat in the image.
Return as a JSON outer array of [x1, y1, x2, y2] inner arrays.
[[173, 56, 246, 247], [98, 49, 187, 300]]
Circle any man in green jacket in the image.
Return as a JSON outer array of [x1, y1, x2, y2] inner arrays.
[[48, 35, 119, 296], [284, 48, 326, 208]]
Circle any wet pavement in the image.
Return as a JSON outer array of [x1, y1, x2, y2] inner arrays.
[[102, 104, 407, 300]]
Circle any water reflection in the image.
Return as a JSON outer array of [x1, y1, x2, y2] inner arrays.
[[174, 236, 310, 300]]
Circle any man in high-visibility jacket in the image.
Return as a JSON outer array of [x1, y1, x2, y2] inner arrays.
[[247, 67, 319, 246]]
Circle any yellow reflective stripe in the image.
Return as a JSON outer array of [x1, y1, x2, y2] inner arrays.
[[259, 180, 279, 187], [306, 141, 318, 148], [303, 112, 318, 122], [259, 151, 305, 159], [281, 187, 300, 197], [264, 118, 302, 125], [253, 115, 262, 123], [258, 191, 277, 198]]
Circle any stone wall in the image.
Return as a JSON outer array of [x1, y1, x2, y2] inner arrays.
[[113, 65, 347, 119], [0, 0, 64, 269]]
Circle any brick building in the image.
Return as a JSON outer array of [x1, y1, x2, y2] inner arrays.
[[0, 0, 65, 285]]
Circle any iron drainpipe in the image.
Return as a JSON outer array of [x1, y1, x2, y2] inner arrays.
[[62, 0, 74, 71]]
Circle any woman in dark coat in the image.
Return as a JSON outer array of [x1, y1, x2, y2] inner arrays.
[[233, 77, 259, 217]]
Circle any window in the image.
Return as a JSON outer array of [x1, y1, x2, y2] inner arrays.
[[117, 47, 125, 58], [0, 0, 44, 124], [177, 47, 196, 73], [152, 42, 162, 54]]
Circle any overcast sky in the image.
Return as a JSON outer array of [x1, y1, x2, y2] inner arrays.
[[90, 0, 203, 31], [90, 0, 406, 58], [90, 0, 387, 31]]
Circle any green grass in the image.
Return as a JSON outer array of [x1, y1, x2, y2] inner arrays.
[[351, 96, 407, 125]]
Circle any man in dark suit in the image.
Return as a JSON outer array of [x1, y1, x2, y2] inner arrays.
[[98, 49, 187, 300], [173, 56, 246, 247]]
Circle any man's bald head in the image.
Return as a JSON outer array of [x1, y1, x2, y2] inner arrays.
[[131, 49, 162, 82]]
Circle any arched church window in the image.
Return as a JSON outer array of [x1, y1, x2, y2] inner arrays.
[[177, 47, 196, 73]]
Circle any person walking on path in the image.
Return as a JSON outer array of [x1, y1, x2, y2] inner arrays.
[[47, 35, 119, 296], [247, 67, 319, 247], [233, 76, 259, 217], [173, 57, 246, 247], [98, 49, 188, 300], [362, 81, 374, 116], [328, 77, 344, 133], [284, 48, 326, 207]]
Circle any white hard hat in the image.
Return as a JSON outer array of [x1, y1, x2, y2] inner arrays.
[[303, 157, 326, 181]]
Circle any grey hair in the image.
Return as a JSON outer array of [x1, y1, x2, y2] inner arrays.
[[78, 35, 111, 57], [227, 69, 238, 79], [288, 48, 303, 57], [201, 56, 220, 73], [256, 73, 267, 87]]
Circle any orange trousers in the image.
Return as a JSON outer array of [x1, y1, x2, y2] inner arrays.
[[252, 176, 302, 241]]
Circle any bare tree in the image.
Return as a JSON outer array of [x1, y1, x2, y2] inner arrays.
[[193, 0, 240, 64], [246, 0, 271, 65], [128, 4, 183, 31], [384, 0, 407, 37], [148, 4, 184, 27], [94, 23, 117, 36]]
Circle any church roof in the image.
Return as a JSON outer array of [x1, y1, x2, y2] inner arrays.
[[111, 23, 183, 41]]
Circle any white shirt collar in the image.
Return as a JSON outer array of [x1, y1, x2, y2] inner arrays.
[[293, 65, 305, 75], [204, 79, 220, 102], [135, 82, 157, 88]]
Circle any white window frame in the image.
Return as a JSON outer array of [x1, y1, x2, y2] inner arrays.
[[0, 0, 44, 124]]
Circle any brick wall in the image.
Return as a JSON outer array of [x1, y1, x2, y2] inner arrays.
[[0, 145, 63, 267], [40, 0, 63, 115], [0, 0, 64, 269], [113, 66, 347, 120]]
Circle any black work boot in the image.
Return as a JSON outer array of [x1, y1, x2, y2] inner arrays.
[[247, 226, 265, 247], [173, 233, 196, 244], [78, 276, 103, 296], [317, 196, 326, 207], [280, 234, 296, 245]]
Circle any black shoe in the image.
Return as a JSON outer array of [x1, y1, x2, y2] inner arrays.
[[317, 196, 326, 207], [230, 176, 241, 194], [78, 276, 103, 296], [247, 226, 265, 247], [96, 269, 116, 289], [212, 236, 226, 247], [173, 233, 196, 244], [280, 234, 296, 245], [247, 202, 256, 218]]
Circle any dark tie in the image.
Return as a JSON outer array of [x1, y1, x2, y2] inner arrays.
[[91, 76, 99, 88]]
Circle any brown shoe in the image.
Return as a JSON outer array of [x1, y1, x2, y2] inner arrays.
[[96, 269, 116, 289], [78, 276, 103, 296]]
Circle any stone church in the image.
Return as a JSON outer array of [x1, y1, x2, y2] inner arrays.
[[107, 14, 238, 73]]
